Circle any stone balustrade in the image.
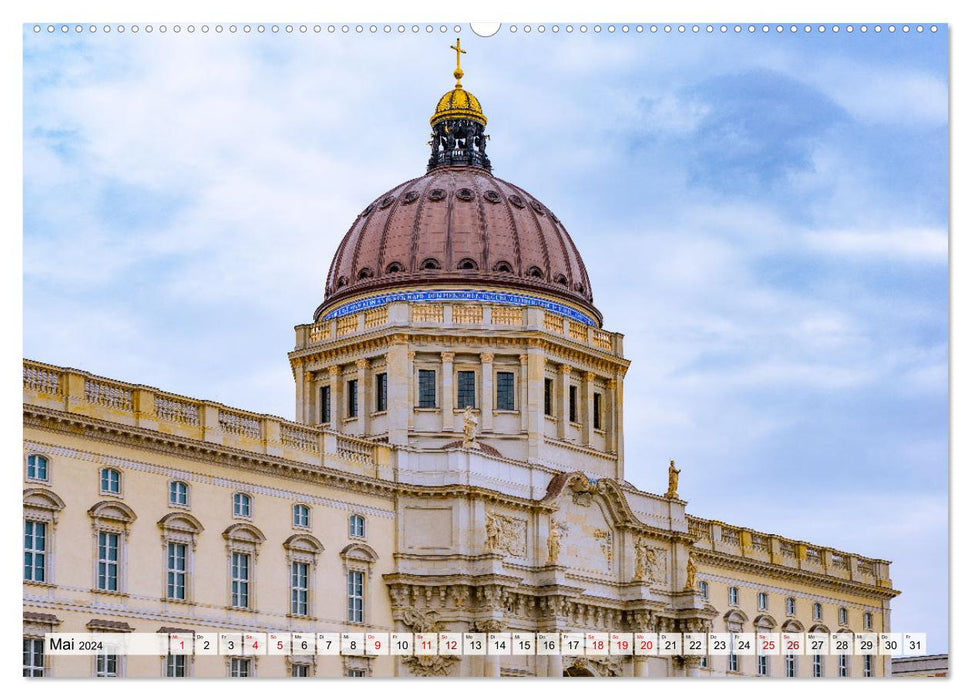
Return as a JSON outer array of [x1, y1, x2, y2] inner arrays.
[[687, 515, 893, 586], [22, 359, 387, 474], [295, 301, 624, 356]]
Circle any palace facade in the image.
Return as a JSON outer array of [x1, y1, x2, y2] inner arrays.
[[22, 44, 898, 678]]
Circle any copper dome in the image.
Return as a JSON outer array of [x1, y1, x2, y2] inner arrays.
[[319, 166, 599, 325]]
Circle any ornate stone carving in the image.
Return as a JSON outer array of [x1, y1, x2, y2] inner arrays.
[[473, 619, 504, 634], [355, 358, 369, 370], [401, 607, 442, 633], [593, 528, 613, 570], [399, 607, 459, 677], [665, 459, 681, 499], [480, 352, 495, 363], [685, 553, 697, 591], [462, 405, 479, 448], [547, 519, 567, 564], [568, 476, 598, 507], [484, 511, 526, 557]]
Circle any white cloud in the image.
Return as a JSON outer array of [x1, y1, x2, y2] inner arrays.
[[805, 227, 948, 261]]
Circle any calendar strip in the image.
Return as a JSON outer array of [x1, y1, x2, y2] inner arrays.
[[44, 632, 928, 657]]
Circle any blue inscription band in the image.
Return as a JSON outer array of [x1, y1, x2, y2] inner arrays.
[[322, 289, 597, 326]]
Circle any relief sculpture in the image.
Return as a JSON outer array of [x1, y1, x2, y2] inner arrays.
[[484, 511, 527, 557]]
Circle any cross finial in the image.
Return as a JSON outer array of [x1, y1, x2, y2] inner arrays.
[[450, 38, 466, 87]]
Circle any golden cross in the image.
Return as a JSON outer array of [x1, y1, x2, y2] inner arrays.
[[450, 38, 466, 86]]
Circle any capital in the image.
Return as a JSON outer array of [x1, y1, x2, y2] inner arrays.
[[584, 371, 596, 382], [355, 358, 370, 370], [406, 351, 416, 361], [328, 366, 340, 377], [441, 352, 455, 363], [606, 379, 617, 389], [519, 353, 528, 365], [559, 363, 573, 375], [480, 352, 495, 364]]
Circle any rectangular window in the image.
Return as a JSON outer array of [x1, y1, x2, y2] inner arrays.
[[165, 654, 186, 677], [291, 561, 309, 616], [839, 654, 848, 677], [544, 378, 553, 416], [864, 612, 873, 630], [347, 379, 358, 418], [233, 493, 251, 518], [863, 655, 872, 677], [96, 653, 118, 677], [27, 455, 48, 481], [839, 607, 847, 625], [457, 370, 476, 409], [167, 542, 186, 600], [24, 520, 46, 583], [496, 371, 515, 411], [293, 504, 310, 528], [813, 654, 822, 678], [229, 658, 250, 678], [785, 654, 795, 677], [729, 587, 739, 606], [231, 552, 250, 608], [347, 570, 364, 623], [418, 369, 436, 408], [758, 592, 768, 610], [699, 581, 708, 599], [320, 385, 331, 424], [291, 664, 310, 677], [97, 531, 119, 591], [347, 669, 366, 678], [349, 514, 366, 538], [728, 652, 738, 673], [568, 385, 578, 423], [375, 373, 388, 412], [23, 638, 44, 677], [786, 597, 795, 616], [101, 468, 120, 494], [757, 655, 767, 676], [169, 481, 188, 506], [813, 602, 822, 620], [593, 392, 602, 430]]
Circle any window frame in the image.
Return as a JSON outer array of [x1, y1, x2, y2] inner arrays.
[[863, 654, 872, 677], [699, 580, 708, 599], [292, 504, 311, 529], [544, 377, 553, 416], [863, 612, 873, 630], [165, 653, 187, 678], [813, 654, 823, 678], [26, 454, 50, 483], [290, 560, 310, 616], [785, 653, 796, 678], [568, 384, 578, 423], [24, 519, 47, 583], [456, 370, 476, 409], [23, 636, 45, 677], [838, 607, 848, 626], [100, 467, 122, 496], [291, 663, 311, 677], [375, 372, 388, 413], [813, 602, 822, 621], [346, 378, 358, 418], [839, 654, 848, 677], [166, 541, 187, 601], [95, 652, 120, 678], [417, 368, 437, 409], [347, 569, 365, 624], [495, 371, 515, 411], [593, 392, 602, 430], [229, 657, 251, 678], [96, 530, 121, 592], [757, 591, 768, 610], [786, 597, 796, 616], [320, 384, 331, 424], [233, 492, 252, 519], [230, 551, 251, 609], [757, 654, 768, 676], [349, 514, 366, 539], [168, 480, 189, 507], [728, 586, 739, 606]]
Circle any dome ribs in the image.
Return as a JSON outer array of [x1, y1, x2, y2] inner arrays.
[[319, 166, 601, 325]]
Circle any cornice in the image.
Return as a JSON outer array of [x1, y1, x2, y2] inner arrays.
[[691, 548, 899, 600]]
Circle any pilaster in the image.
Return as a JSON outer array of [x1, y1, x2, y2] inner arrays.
[[441, 352, 455, 432], [480, 352, 494, 433]]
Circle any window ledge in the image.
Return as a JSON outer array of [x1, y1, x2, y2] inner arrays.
[[342, 416, 359, 424], [414, 407, 440, 413], [452, 408, 479, 414], [162, 597, 192, 605], [493, 409, 518, 415], [370, 410, 388, 417], [91, 589, 129, 598], [24, 580, 55, 588]]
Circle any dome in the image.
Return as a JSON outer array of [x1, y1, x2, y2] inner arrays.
[[431, 88, 486, 126], [319, 167, 598, 324], [316, 41, 600, 327]]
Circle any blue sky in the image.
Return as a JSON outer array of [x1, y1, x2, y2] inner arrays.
[[23, 24, 948, 651]]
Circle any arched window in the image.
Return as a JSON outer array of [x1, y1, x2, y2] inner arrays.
[[457, 258, 478, 270], [838, 607, 848, 626], [813, 602, 823, 621], [157, 512, 204, 602], [527, 266, 544, 278], [786, 597, 796, 616], [88, 501, 137, 593], [24, 488, 65, 585], [100, 468, 122, 495], [420, 258, 441, 270], [283, 534, 324, 617], [554, 274, 568, 285], [233, 492, 252, 519], [26, 454, 49, 482], [493, 261, 513, 273], [385, 262, 404, 274], [357, 267, 373, 280], [349, 514, 366, 539], [168, 481, 189, 507], [223, 523, 266, 610]]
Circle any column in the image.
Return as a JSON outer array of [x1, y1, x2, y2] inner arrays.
[[526, 348, 545, 461], [328, 365, 340, 431], [633, 656, 650, 677], [387, 342, 409, 445], [557, 363, 571, 440], [406, 351, 416, 431], [480, 352, 494, 433], [356, 359, 370, 435], [292, 360, 304, 423], [483, 653, 501, 677], [441, 352, 455, 432], [302, 370, 314, 424], [547, 653, 563, 677], [519, 354, 529, 434], [684, 657, 702, 677], [582, 371, 595, 446]]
